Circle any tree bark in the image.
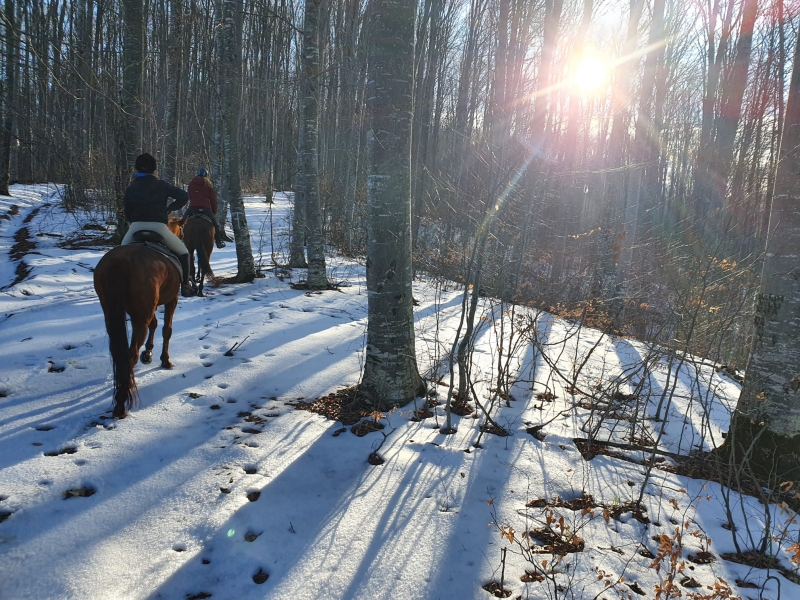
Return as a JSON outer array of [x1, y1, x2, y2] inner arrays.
[[216, 0, 255, 281], [359, 0, 424, 409], [299, 0, 328, 288], [727, 30, 800, 481], [0, 0, 18, 196]]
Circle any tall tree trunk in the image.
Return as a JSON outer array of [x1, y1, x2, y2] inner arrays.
[[709, 0, 759, 216], [594, 0, 644, 303], [0, 0, 18, 196], [618, 0, 666, 291], [161, 0, 183, 183], [727, 31, 800, 481], [216, 0, 255, 281], [359, 0, 424, 409], [693, 0, 735, 224], [299, 0, 328, 288]]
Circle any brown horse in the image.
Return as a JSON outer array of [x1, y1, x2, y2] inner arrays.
[[94, 245, 180, 418], [183, 216, 216, 297], [167, 216, 183, 238]]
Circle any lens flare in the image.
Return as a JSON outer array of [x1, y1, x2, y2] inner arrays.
[[573, 56, 608, 93]]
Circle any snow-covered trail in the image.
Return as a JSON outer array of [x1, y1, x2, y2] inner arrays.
[[0, 185, 796, 600]]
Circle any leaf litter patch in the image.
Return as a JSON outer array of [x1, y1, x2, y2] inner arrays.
[[525, 492, 650, 524], [295, 386, 370, 425]]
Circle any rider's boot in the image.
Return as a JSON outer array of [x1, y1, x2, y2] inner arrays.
[[214, 226, 226, 249], [179, 254, 195, 297]]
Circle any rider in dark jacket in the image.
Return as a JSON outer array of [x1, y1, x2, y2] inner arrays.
[[121, 153, 195, 297]]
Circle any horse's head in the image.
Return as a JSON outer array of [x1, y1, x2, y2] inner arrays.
[[167, 216, 183, 239]]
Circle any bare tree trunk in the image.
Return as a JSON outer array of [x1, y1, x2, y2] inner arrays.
[[709, 0, 759, 216], [727, 28, 800, 481], [216, 0, 255, 281], [0, 0, 18, 196], [618, 0, 665, 292], [161, 0, 183, 183], [299, 0, 328, 288], [359, 0, 424, 409]]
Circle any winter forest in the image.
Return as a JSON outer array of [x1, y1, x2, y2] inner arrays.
[[1, 0, 800, 598]]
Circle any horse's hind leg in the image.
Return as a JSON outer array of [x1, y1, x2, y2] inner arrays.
[[160, 297, 178, 369], [128, 313, 150, 368], [197, 270, 205, 297], [141, 314, 158, 364]]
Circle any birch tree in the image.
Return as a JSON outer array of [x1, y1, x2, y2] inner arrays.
[[358, 0, 424, 408], [298, 0, 328, 288], [728, 31, 800, 480], [216, 0, 256, 281]]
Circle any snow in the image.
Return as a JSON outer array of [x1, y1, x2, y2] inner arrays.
[[0, 184, 797, 599]]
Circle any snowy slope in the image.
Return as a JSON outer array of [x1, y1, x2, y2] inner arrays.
[[0, 185, 797, 600]]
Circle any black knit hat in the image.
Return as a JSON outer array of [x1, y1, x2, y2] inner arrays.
[[134, 153, 157, 174]]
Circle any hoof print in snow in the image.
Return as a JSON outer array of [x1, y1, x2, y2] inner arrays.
[[244, 531, 261, 542], [189, 392, 203, 399], [481, 582, 511, 598], [64, 486, 95, 499], [627, 581, 646, 595], [351, 420, 384, 437], [202, 362, 213, 368], [0, 510, 13, 523], [332, 427, 347, 437], [173, 544, 186, 552], [35, 425, 53, 432], [0, 388, 8, 398], [202, 558, 211, 565], [638, 547, 655, 558], [45, 446, 77, 457], [246, 490, 260, 502], [47, 361, 65, 373], [220, 487, 231, 494], [243, 466, 257, 475], [252, 568, 269, 584], [186, 593, 212, 600], [241, 428, 261, 435], [210, 404, 221, 410], [367, 452, 384, 466]]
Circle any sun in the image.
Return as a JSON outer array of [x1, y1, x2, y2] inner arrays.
[[573, 55, 608, 93]]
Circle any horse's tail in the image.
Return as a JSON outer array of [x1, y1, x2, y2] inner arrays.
[[99, 265, 138, 411]]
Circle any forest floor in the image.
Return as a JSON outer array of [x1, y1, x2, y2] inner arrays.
[[0, 184, 797, 600]]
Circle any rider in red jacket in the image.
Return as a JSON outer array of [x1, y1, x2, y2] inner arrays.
[[185, 168, 225, 248]]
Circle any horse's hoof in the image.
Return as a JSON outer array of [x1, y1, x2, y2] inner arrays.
[[197, 290, 204, 297], [161, 360, 173, 369], [113, 408, 127, 419], [141, 350, 152, 364]]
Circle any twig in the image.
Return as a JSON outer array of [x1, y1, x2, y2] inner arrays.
[[224, 335, 250, 356]]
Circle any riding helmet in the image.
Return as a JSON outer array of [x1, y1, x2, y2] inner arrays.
[[135, 153, 157, 174], [197, 168, 208, 177]]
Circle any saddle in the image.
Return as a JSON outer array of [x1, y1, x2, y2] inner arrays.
[[130, 230, 183, 279], [187, 212, 217, 227]]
